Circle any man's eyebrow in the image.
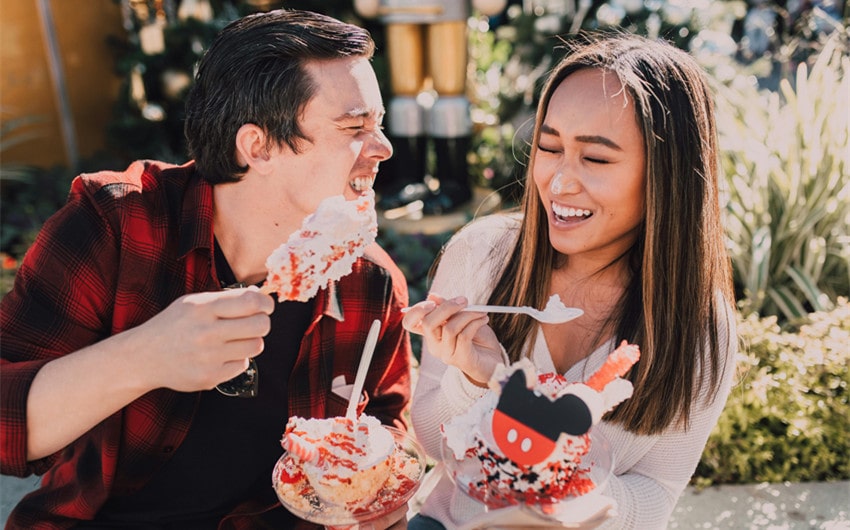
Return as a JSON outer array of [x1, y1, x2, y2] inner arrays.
[[333, 107, 385, 121], [539, 124, 622, 151]]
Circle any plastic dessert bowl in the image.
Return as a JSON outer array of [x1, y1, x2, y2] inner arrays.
[[273, 427, 426, 527], [441, 428, 614, 518]]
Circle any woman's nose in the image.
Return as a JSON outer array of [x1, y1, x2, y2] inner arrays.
[[550, 171, 581, 195]]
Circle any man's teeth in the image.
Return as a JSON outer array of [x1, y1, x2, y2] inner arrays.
[[552, 203, 591, 218], [350, 177, 374, 192]]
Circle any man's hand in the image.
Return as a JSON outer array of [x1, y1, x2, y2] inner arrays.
[[332, 504, 408, 529], [26, 287, 274, 460], [136, 286, 274, 391]]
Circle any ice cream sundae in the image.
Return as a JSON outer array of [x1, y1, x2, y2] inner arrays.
[[273, 414, 424, 524], [263, 190, 377, 302], [442, 341, 640, 510], [278, 415, 394, 508]]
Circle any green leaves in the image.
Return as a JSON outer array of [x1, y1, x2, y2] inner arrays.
[[717, 32, 850, 323], [694, 299, 850, 487]]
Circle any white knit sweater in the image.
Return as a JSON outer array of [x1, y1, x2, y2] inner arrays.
[[409, 214, 738, 529]]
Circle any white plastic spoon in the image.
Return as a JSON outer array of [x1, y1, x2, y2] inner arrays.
[[345, 319, 382, 420]]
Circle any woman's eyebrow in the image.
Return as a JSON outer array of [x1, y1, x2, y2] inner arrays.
[[540, 123, 560, 137], [575, 135, 622, 151], [539, 124, 622, 151]]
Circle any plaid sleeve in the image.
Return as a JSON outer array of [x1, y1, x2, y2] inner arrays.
[[0, 176, 120, 476]]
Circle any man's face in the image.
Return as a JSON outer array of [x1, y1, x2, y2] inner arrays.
[[269, 56, 392, 216]]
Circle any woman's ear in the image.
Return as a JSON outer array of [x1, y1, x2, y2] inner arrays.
[[234, 123, 272, 173]]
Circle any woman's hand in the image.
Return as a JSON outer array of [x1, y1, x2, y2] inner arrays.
[[402, 295, 506, 386]]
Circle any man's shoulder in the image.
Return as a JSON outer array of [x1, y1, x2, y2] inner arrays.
[[360, 243, 405, 282], [350, 243, 410, 301], [73, 160, 193, 197]]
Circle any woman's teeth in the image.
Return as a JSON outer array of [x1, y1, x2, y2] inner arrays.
[[350, 177, 374, 192], [552, 203, 591, 220]]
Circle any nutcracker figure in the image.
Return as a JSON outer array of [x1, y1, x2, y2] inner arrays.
[[355, 0, 506, 214]]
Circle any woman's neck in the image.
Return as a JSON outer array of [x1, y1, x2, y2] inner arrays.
[[544, 264, 630, 373]]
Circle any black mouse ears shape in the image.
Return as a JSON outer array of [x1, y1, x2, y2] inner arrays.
[[496, 370, 593, 440]]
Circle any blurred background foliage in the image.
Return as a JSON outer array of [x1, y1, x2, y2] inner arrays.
[[695, 298, 850, 486], [715, 35, 849, 322], [1, 0, 848, 486]]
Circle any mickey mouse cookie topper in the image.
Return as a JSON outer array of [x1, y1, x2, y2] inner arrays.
[[490, 341, 641, 467]]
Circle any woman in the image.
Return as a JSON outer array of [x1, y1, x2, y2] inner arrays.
[[402, 33, 738, 529]]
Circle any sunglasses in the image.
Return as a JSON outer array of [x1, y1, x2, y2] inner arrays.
[[216, 358, 258, 398], [215, 282, 259, 398]]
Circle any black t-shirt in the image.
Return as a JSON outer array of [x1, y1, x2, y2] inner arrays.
[[89, 241, 313, 528]]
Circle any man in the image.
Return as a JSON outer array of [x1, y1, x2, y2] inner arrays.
[[0, 10, 412, 529]]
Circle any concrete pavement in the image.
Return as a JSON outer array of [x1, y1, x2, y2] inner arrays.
[[669, 480, 849, 529], [2, 473, 848, 528]]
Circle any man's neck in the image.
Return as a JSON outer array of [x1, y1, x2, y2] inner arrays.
[[212, 180, 301, 285]]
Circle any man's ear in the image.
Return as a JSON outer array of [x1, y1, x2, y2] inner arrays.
[[234, 123, 272, 173]]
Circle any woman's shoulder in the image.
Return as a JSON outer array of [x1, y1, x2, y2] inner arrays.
[[430, 212, 522, 298], [445, 211, 522, 253], [713, 289, 738, 359]]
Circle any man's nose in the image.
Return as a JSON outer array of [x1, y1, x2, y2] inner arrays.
[[369, 128, 393, 161]]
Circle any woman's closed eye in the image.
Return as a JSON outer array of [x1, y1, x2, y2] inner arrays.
[[537, 145, 609, 164], [537, 144, 561, 154]]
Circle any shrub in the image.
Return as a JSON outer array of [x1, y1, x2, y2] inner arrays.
[[715, 31, 850, 322], [694, 297, 850, 487], [377, 228, 453, 306]]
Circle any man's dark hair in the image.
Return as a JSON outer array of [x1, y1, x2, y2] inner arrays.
[[184, 9, 375, 184]]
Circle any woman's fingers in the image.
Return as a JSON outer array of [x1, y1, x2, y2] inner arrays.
[[402, 295, 498, 381], [400, 300, 437, 334]]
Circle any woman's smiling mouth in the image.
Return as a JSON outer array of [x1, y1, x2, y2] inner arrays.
[[552, 202, 592, 223]]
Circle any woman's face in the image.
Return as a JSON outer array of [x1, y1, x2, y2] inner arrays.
[[532, 67, 646, 268]]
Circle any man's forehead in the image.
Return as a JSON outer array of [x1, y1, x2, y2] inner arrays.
[[304, 58, 384, 120]]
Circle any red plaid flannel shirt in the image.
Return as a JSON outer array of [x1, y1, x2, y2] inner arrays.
[[0, 160, 412, 529]]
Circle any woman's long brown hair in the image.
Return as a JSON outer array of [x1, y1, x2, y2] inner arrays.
[[487, 33, 734, 435]]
